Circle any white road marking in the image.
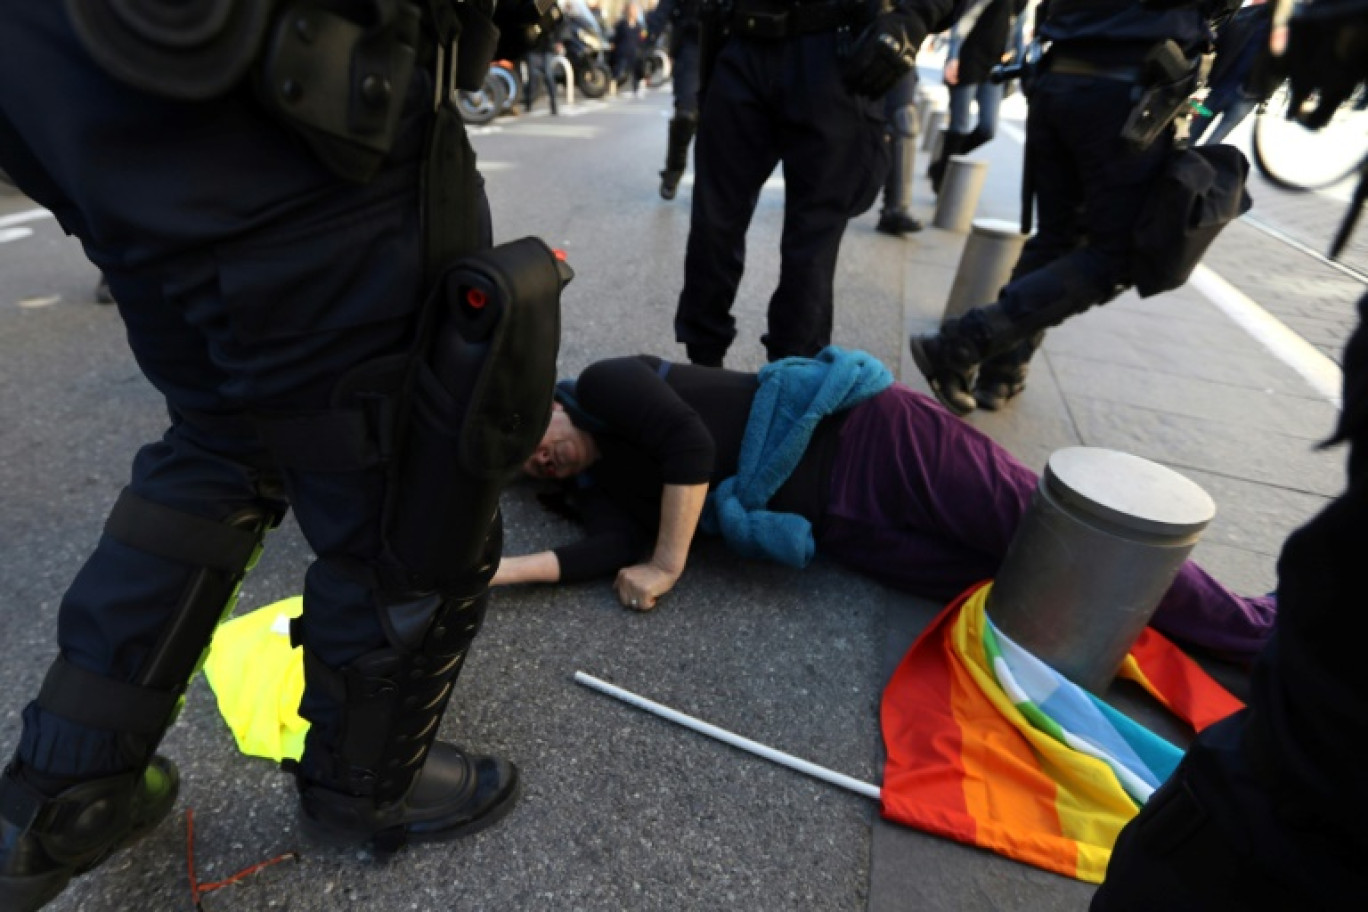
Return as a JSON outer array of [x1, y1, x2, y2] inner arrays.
[[0, 227, 34, 244], [1190, 265, 1343, 408], [17, 295, 60, 309], [0, 207, 52, 230]]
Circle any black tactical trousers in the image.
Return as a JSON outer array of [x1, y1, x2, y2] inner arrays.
[[674, 32, 887, 364]]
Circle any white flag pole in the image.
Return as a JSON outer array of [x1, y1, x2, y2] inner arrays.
[[573, 671, 883, 802]]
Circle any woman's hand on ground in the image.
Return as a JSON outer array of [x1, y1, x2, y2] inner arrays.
[[613, 561, 680, 611]]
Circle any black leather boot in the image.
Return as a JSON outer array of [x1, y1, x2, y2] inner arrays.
[[296, 742, 519, 852], [289, 576, 520, 853], [928, 130, 969, 194], [973, 334, 1042, 410], [908, 327, 981, 416], [659, 115, 696, 200], [0, 758, 179, 912]]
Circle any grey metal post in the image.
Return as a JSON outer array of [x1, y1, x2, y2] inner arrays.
[[943, 218, 1029, 321], [931, 156, 989, 233], [915, 91, 936, 137], [986, 448, 1217, 695], [922, 109, 947, 152]]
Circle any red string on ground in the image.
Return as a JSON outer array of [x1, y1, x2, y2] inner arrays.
[[185, 808, 299, 910]]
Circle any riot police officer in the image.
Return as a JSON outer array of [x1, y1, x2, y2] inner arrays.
[[673, 0, 963, 366], [1094, 4, 1368, 905], [651, 0, 705, 199], [909, 0, 1237, 415], [0, 2, 565, 909]]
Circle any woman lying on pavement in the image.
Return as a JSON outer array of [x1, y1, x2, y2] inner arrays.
[[493, 350, 1276, 661]]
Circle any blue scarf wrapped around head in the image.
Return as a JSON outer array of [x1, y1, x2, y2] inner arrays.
[[702, 346, 892, 568]]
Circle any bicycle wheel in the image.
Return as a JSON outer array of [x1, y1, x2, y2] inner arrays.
[[1253, 80, 1368, 191]]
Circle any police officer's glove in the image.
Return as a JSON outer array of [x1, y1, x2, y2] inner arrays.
[[838, 10, 926, 99], [1281, 5, 1368, 131]]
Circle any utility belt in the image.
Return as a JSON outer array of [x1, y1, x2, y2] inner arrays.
[[1043, 40, 1212, 152], [728, 0, 881, 40]]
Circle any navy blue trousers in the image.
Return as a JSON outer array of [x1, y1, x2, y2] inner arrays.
[[973, 71, 1172, 378], [0, 2, 463, 778], [673, 33, 888, 364]]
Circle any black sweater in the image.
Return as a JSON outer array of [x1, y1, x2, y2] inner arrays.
[[550, 356, 844, 581]]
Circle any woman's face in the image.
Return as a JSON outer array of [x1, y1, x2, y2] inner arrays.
[[524, 405, 598, 479]]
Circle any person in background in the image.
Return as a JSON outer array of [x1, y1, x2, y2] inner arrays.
[[875, 68, 926, 236], [651, 0, 703, 200], [1191, 0, 1275, 145], [926, 0, 1028, 193], [613, 3, 650, 96]]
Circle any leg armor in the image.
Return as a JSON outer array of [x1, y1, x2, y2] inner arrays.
[[1, 493, 279, 910], [267, 239, 569, 849], [660, 113, 697, 200]]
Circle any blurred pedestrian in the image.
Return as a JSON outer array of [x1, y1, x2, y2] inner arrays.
[[1191, 0, 1275, 145], [652, 0, 703, 199], [613, 3, 650, 95], [926, 0, 1028, 193]]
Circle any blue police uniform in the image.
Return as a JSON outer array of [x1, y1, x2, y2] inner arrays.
[[674, 0, 960, 366], [909, 0, 1222, 415], [0, 2, 565, 908]]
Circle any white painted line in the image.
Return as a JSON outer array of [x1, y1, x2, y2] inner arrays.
[[17, 294, 60, 309], [0, 208, 52, 230], [1190, 264, 1343, 408], [479, 161, 515, 172], [500, 123, 600, 139], [997, 122, 1025, 145], [0, 226, 34, 244]]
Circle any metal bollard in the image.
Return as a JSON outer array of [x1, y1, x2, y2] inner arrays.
[[986, 448, 1217, 695], [922, 109, 947, 152], [551, 55, 575, 107], [943, 219, 1028, 322], [914, 91, 936, 137], [931, 156, 989, 233]]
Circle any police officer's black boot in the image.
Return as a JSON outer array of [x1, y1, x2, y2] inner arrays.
[[659, 115, 696, 200], [928, 130, 968, 194], [973, 334, 1041, 411], [909, 306, 1019, 417], [876, 122, 923, 236], [289, 571, 520, 852], [0, 759, 179, 912]]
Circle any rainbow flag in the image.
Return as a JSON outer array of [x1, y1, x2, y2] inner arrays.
[[880, 582, 1242, 883]]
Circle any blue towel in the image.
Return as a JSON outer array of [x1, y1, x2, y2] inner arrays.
[[703, 347, 892, 567]]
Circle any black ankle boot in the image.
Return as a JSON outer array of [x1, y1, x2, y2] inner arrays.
[[908, 322, 985, 417], [296, 742, 520, 853], [659, 169, 684, 200], [0, 758, 179, 912], [973, 375, 1026, 411], [876, 210, 924, 236]]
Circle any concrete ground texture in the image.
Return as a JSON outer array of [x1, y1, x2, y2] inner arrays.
[[0, 66, 1357, 911]]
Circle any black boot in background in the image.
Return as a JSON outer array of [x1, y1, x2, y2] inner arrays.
[[659, 115, 697, 200], [928, 130, 969, 195]]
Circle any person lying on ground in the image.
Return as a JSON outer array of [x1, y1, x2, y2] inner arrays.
[[493, 351, 1276, 661]]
